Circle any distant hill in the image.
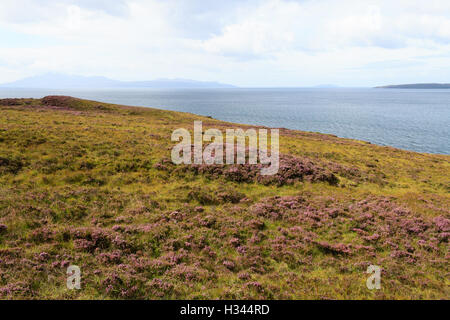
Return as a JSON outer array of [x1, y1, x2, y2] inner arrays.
[[0, 73, 236, 89], [376, 83, 450, 89]]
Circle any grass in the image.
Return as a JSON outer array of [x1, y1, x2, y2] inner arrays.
[[0, 96, 448, 299]]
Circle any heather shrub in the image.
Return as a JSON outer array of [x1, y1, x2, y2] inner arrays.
[[0, 156, 24, 175], [187, 187, 218, 205], [155, 154, 339, 186], [0, 98, 21, 106]]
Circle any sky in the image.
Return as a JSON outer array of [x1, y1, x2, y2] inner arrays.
[[0, 0, 449, 87]]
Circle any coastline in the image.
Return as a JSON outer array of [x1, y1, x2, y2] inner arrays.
[[1, 88, 449, 155]]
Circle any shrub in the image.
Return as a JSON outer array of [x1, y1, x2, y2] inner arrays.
[[0, 156, 24, 174]]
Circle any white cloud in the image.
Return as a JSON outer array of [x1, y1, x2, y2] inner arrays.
[[0, 0, 449, 86], [203, 0, 450, 56]]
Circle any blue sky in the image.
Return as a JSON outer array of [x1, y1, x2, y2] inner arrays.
[[0, 0, 449, 87]]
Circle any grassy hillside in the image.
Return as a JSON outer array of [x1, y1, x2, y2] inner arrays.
[[0, 96, 448, 299]]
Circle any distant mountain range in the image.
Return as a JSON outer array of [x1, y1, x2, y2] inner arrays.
[[376, 83, 450, 89], [0, 73, 236, 89]]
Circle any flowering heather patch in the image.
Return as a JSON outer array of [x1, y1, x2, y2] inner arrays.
[[314, 241, 352, 255], [250, 195, 448, 263], [156, 153, 340, 186], [0, 98, 21, 106], [30, 227, 55, 243], [41, 96, 78, 108], [0, 97, 448, 299], [98, 251, 123, 264], [0, 282, 34, 298]]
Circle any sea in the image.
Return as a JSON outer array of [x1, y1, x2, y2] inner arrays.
[[1, 87, 449, 155]]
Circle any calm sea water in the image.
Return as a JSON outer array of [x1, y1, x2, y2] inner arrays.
[[1, 88, 449, 155]]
